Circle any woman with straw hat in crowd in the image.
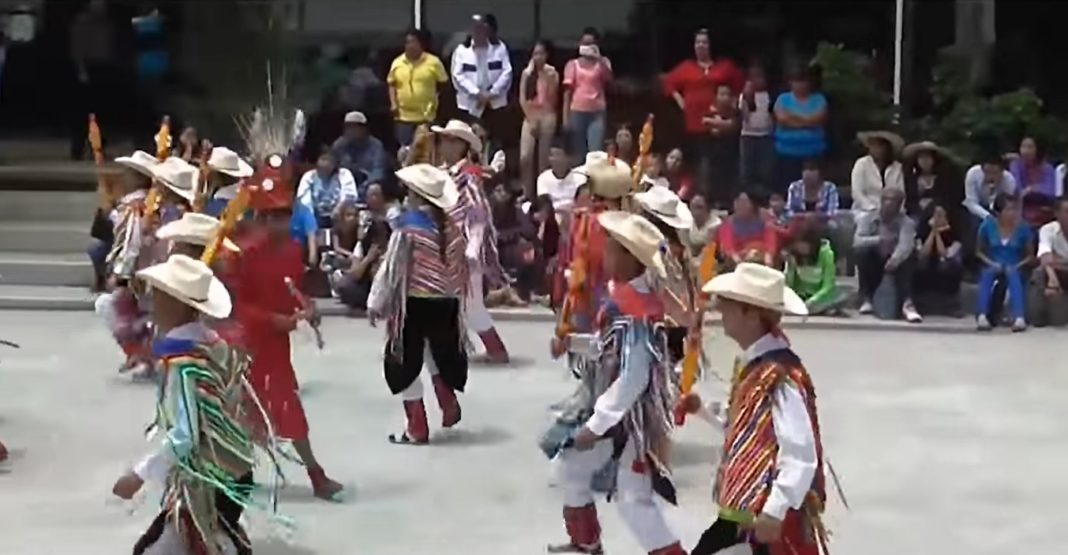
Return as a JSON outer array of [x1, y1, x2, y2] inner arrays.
[[368, 163, 469, 445], [851, 130, 905, 219], [677, 262, 830, 555], [546, 211, 684, 555], [433, 119, 511, 363]]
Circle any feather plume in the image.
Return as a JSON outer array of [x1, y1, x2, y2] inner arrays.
[[235, 62, 301, 161]]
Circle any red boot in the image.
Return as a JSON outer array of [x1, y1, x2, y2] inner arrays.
[[431, 374, 462, 428], [477, 328, 510, 364], [648, 542, 686, 555], [389, 399, 429, 444], [307, 466, 343, 501], [0, 440, 8, 463], [547, 504, 603, 554]]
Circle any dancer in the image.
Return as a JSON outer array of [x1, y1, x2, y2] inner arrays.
[[231, 154, 343, 500], [156, 211, 241, 259], [634, 186, 698, 366], [368, 163, 468, 445], [680, 263, 828, 555], [433, 119, 510, 363], [111, 254, 275, 555], [546, 211, 683, 555], [201, 146, 255, 217]]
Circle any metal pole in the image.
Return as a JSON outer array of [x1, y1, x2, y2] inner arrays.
[[893, 0, 904, 108], [414, 0, 423, 29]]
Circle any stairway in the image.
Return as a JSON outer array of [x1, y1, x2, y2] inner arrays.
[[0, 169, 99, 310]]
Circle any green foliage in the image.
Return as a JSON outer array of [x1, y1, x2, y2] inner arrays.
[[810, 43, 895, 148]]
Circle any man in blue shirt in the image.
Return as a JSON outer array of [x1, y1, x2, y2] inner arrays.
[[331, 111, 388, 198]]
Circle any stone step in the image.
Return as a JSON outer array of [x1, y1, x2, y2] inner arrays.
[[0, 190, 98, 222], [0, 284, 97, 311], [0, 221, 90, 254], [0, 162, 107, 191], [0, 252, 92, 287]]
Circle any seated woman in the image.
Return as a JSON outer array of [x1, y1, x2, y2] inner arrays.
[[490, 183, 539, 305], [337, 218, 392, 311], [975, 195, 1035, 331], [716, 191, 778, 269], [530, 194, 560, 304], [684, 193, 721, 260], [784, 227, 844, 315], [913, 204, 964, 315], [1009, 136, 1058, 227]]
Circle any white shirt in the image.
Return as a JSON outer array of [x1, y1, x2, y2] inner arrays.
[[295, 167, 358, 215], [739, 91, 773, 137], [963, 164, 1017, 219], [537, 168, 585, 215], [1056, 163, 1066, 198], [451, 39, 512, 117], [850, 155, 904, 214], [1038, 221, 1068, 259]]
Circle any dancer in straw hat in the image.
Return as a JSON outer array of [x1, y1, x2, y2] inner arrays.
[[368, 163, 469, 445], [156, 212, 241, 260], [678, 263, 829, 555], [434, 119, 511, 363], [544, 211, 684, 555], [111, 254, 284, 555]]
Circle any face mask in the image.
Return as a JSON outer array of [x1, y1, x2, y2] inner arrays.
[[578, 45, 597, 58]]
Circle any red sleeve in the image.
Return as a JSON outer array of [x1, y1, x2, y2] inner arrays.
[[662, 62, 688, 97], [717, 220, 738, 257], [762, 219, 779, 254], [676, 174, 696, 201]]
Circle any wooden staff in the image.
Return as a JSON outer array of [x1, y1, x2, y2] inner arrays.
[[284, 277, 324, 350], [676, 242, 718, 425], [144, 116, 172, 217], [200, 183, 250, 266], [87, 113, 116, 211]]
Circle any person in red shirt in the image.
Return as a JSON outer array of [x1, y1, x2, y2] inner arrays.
[[234, 157, 343, 501], [662, 28, 744, 192]]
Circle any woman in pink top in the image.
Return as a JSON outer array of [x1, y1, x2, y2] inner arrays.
[[519, 40, 560, 194], [563, 27, 613, 162]]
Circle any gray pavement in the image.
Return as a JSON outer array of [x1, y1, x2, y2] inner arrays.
[[0, 312, 1065, 554]]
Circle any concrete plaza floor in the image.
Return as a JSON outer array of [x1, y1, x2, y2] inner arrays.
[[0, 311, 1065, 554]]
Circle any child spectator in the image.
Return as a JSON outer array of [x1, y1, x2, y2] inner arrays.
[[685, 193, 722, 259], [975, 194, 1034, 331], [702, 83, 740, 205], [913, 204, 964, 315], [536, 140, 584, 219], [784, 227, 843, 315], [640, 153, 669, 190], [664, 147, 696, 200], [738, 64, 775, 190]]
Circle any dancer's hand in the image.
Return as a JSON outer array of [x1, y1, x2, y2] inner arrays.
[[748, 513, 784, 544], [367, 309, 380, 328], [112, 471, 143, 500], [271, 314, 298, 333], [676, 392, 703, 415], [549, 337, 566, 359], [572, 427, 598, 451]]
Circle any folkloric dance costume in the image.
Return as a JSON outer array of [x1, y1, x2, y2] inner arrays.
[[546, 212, 684, 555], [369, 164, 470, 444]]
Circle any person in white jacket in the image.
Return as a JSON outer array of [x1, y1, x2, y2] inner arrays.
[[450, 13, 512, 120], [851, 130, 905, 217]]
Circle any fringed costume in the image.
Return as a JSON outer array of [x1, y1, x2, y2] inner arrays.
[[96, 188, 153, 369], [660, 246, 697, 365], [546, 275, 683, 555]]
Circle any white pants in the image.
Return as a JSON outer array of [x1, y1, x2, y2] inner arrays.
[[466, 265, 494, 333], [551, 439, 678, 552], [95, 292, 119, 331], [399, 344, 442, 401], [140, 521, 237, 555]]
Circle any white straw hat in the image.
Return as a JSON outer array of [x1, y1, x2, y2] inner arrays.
[[114, 150, 160, 178], [431, 119, 483, 153], [395, 163, 460, 209], [344, 111, 368, 125], [597, 210, 667, 278], [574, 150, 631, 176], [136, 254, 232, 319], [703, 262, 808, 316], [150, 157, 199, 201], [156, 212, 239, 252], [206, 146, 254, 178], [634, 186, 693, 229], [857, 130, 906, 155]]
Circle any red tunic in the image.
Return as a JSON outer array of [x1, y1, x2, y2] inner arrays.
[[233, 231, 309, 441]]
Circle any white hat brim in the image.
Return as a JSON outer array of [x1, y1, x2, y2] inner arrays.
[[115, 157, 158, 178], [598, 215, 667, 279], [157, 179, 198, 202], [212, 158, 254, 178], [136, 264, 232, 319], [400, 176, 460, 210], [431, 125, 483, 154], [634, 191, 694, 230], [703, 271, 808, 316], [155, 223, 239, 252]]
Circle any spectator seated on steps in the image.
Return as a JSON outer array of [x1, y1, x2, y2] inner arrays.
[[716, 191, 778, 270], [297, 149, 358, 227], [1027, 197, 1068, 327], [784, 227, 845, 315], [974, 194, 1034, 332], [912, 203, 964, 316], [853, 187, 923, 323]]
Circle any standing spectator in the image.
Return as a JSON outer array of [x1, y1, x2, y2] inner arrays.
[[1029, 198, 1068, 327], [664, 147, 696, 200], [297, 149, 359, 226], [975, 195, 1033, 331], [784, 227, 844, 315], [963, 155, 1017, 232], [738, 64, 775, 190], [903, 141, 963, 222], [536, 139, 585, 219], [450, 13, 512, 133], [1010, 136, 1058, 226], [519, 40, 559, 192], [717, 191, 777, 269], [913, 204, 964, 315], [69, 0, 116, 160], [562, 27, 613, 162], [684, 193, 721, 258], [388, 28, 449, 147], [773, 67, 828, 192], [663, 28, 744, 187], [853, 188, 922, 322], [851, 130, 905, 217], [332, 111, 388, 198], [701, 83, 740, 205]]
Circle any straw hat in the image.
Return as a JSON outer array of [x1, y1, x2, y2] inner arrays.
[[431, 120, 482, 153], [634, 186, 693, 229], [156, 212, 239, 252], [597, 210, 667, 279], [150, 157, 199, 201], [702, 262, 807, 316], [395, 163, 460, 209], [586, 164, 633, 200], [136, 254, 232, 319], [574, 150, 631, 175], [114, 150, 160, 178], [207, 146, 254, 178], [901, 140, 949, 160], [857, 130, 905, 155], [344, 111, 368, 125]]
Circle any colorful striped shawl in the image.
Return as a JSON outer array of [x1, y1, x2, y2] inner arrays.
[[448, 163, 506, 281]]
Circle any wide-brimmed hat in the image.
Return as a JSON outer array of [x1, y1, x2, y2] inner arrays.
[[156, 212, 239, 252], [634, 186, 693, 229], [206, 146, 254, 178], [150, 157, 199, 201], [431, 120, 483, 153], [114, 150, 160, 178], [597, 210, 667, 279], [703, 262, 807, 316], [136, 254, 232, 319], [857, 130, 905, 154], [344, 111, 368, 125], [396, 163, 460, 209], [901, 140, 945, 160], [574, 150, 631, 176], [586, 164, 633, 200]]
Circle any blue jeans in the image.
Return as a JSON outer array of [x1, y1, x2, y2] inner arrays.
[[88, 238, 110, 278], [739, 135, 776, 190], [395, 121, 420, 147], [977, 266, 1025, 319], [568, 110, 605, 162]]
